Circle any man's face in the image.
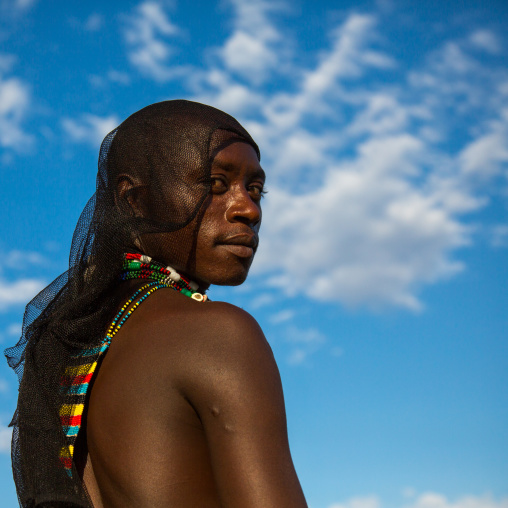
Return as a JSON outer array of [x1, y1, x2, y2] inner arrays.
[[141, 141, 265, 289]]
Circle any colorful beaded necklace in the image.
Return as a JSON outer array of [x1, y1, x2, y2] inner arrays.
[[121, 252, 208, 302], [59, 255, 208, 476], [59, 282, 168, 475]]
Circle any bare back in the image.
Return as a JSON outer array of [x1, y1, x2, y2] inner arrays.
[[79, 286, 307, 508]]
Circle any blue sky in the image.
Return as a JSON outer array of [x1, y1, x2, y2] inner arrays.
[[0, 0, 507, 507]]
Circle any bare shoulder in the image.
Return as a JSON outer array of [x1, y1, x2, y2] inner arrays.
[[187, 299, 274, 369], [142, 289, 270, 354], [112, 288, 273, 379]]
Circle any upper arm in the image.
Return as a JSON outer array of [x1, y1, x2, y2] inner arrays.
[[175, 303, 307, 508]]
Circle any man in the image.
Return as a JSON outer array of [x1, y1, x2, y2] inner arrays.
[[6, 100, 308, 507]]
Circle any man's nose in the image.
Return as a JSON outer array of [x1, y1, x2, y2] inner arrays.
[[226, 187, 261, 227]]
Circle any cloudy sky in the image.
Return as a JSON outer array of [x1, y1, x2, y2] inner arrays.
[[0, 0, 507, 506]]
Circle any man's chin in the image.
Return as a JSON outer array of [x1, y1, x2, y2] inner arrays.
[[206, 267, 251, 288]]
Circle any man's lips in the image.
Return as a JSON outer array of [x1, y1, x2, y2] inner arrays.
[[217, 233, 258, 258]]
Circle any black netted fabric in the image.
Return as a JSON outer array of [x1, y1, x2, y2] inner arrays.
[[5, 100, 260, 507]]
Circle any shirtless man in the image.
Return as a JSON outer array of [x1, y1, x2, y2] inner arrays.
[[7, 101, 307, 507]]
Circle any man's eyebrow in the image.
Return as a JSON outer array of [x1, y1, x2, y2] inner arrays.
[[254, 167, 266, 181], [212, 160, 266, 180]]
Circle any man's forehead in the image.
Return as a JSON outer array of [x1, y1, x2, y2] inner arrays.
[[213, 159, 266, 180], [212, 156, 265, 181]]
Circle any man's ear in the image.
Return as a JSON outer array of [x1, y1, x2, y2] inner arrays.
[[116, 174, 149, 217]]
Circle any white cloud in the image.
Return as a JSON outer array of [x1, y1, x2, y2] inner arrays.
[[469, 30, 501, 54], [0, 250, 47, 311], [14, 0, 36, 8], [249, 293, 275, 309], [253, 132, 473, 310], [89, 70, 131, 88], [269, 309, 295, 324], [221, 31, 277, 81], [62, 113, 119, 148], [330, 495, 381, 508], [405, 493, 508, 508], [331, 346, 343, 357], [0, 426, 12, 454], [0, 323, 21, 345], [301, 14, 394, 99], [284, 326, 326, 365], [490, 224, 508, 247], [1, 0, 37, 10], [124, 7, 507, 310], [192, 69, 263, 114], [287, 348, 307, 365], [258, 14, 395, 132], [217, 0, 285, 85], [408, 35, 505, 114], [0, 53, 16, 73], [0, 378, 8, 393], [108, 70, 131, 85], [286, 326, 326, 345], [84, 13, 104, 31], [0, 277, 45, 311], [188, 0, 288, 108], [123, 1, 180, 81], [459, 108, 508, 180], [0, 76, 29, 116], [402, 487, 417, 498], [243, 16, 507, 310], [0, 69, 32, 150], [4, 250, 45, 269], [438, 42, 477, 75], [327, 494, 508, 508], [347, 94, 428, 137], [7, 323, 21, 336]]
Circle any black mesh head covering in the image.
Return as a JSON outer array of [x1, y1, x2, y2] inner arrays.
[[5, 100, 260, 507]]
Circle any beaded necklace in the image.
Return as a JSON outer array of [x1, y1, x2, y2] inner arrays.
[[121, 252, 208, 302], [59, 256, 207, 477]]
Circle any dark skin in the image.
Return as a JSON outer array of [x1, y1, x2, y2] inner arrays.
[[79, 142, 308, 507]]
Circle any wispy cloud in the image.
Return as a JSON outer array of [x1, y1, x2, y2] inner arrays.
[[123, 1, 181, 81], [14, 0, 36, 9], [62, 113, 119, 148], [0, 56, 33, 150], [269, 309, 295, 324], [328, 494, 508, 508], [330, 495, 380, 508], [403, 493, 508, 508], [107, 70, 131, 85], [185, 0, 287, 113], [217, 0, 287, 85], [459, 107, 508, 180], [1, 0, 37, 11], [0, 250, 47, 311], [112, 2, 507, 310], [285, 326, 326, 365], [7, 323, 21, 336], [188, 9, 506, 310], [0, 322, 21, 344], [248, 293, 275, 310], [0, 54, 16, 73], [254, 134, 473, 311], [490, 224, 508, 248], [0, 425, 12, 454], [4, 250, 46, 269], [0, 277, 45, 311], [84, 13, 104, 31], [469, 29, 501, 54]]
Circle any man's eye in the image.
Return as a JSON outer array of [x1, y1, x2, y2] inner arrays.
[[210, 178, 227, 193], [248, 185, 267, 199]]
